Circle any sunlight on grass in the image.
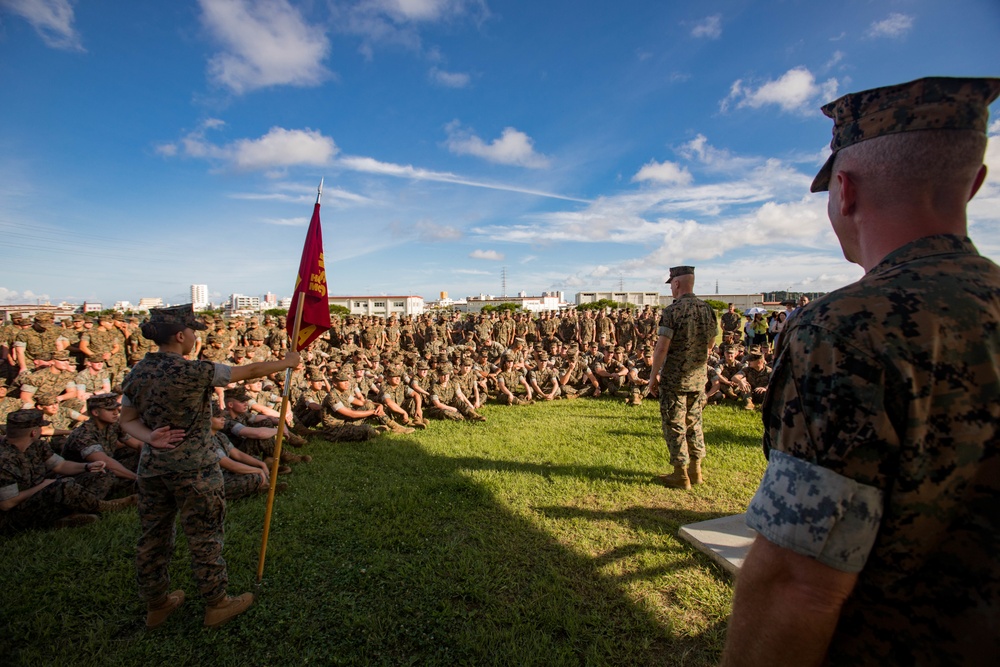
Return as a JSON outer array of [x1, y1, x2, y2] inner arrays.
[[1, 398, 766, 666]]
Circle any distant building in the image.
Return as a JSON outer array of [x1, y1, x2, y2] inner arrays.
[[279, 297, 292, 309], [191, 284, 209, 311], [575, 291, 661, 308], [459, 293, 567, 314], [227, 294, 260, 313], [0, 304, 75, 324], [328, 296, 425, 317], [137, 297, 164, 312], [82, 302, 104, 313], [112, 301, 133, 312]]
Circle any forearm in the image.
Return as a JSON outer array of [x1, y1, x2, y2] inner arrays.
[[721, 537, 856, 667]]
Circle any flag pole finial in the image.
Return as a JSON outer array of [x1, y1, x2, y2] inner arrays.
[[317, 178, 324, 205]]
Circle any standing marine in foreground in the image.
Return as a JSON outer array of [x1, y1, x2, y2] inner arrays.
[[722, 77, 1000, 665], [648, 266, 717, 490], [120, 305, 300, 629]]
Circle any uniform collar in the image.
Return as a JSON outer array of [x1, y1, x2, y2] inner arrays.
[[870, 234, 979, 276]]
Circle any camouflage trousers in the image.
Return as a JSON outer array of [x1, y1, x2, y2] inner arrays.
[[235, 435, 276, 460], [426, 405, 465, 421], [136, 464, 227, 604], [658, 389, 706, 467], [223, 469, 263, 501], [0, 472, 113, 532], [318, 422, 378, 442]]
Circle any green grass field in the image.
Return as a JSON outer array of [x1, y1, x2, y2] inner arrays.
[[1, 397, 766, 666]]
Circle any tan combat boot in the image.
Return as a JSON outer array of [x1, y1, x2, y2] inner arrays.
[[204, 592, 255, 628], [146, 589, 185, 629], [656, 465, 692, 490], [387, 419, 415, 434], [98, 494, 138, 512], [744, 398, 754, 410], [688, 460, 703, 485]]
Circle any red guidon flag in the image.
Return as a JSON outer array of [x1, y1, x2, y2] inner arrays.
[[287, 195, 331, 350]]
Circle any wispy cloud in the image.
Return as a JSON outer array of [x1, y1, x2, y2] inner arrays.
[[2, 0, 84, 51], [199, 0, 330, 94], [690, 14, 721, 39], [866, 13, 914, 39], [470, 249, 504, 260], [415, 220, 463, 242], [337, 155, 587, 202], [722, 67, 839, 114], [445, 121, 550, 168], [332, 0, 489, 59], [429, 66, 471, 88]]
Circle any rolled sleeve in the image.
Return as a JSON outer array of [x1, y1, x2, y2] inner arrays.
[[45, 453, 65, 470], [746, 450, 884, 573], [211, 363, 232, 387], [0, 482, 19, 501]]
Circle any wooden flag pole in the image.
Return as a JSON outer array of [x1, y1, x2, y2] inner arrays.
[[256, 293, 305, 582], [257, 178, 323, 583]]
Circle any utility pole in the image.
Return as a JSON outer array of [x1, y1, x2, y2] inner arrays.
[[501, 267, 507, 297]]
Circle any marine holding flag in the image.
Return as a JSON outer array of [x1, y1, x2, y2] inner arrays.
[[120, 305, 300, 630]]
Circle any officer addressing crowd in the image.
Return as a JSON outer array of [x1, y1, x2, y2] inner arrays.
[[722, 77, 1000, 665]]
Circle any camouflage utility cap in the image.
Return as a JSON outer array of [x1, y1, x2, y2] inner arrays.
[[33, 392, 58, 406], [8, 409, 50, 428], [87, 393, 120, 411], [149, 304, 208, 331], [34, 312, 54, 323], [668, 266, 695, 281], [812, 76, 1000, 192], [332, 370, 351, 383], [224, 388, 252, 403], [51, 350, 71, 361]]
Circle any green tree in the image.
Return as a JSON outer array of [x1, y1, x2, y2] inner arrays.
[[329, 304, 350, 316], [263, 307, 288, 317], [704, 299, 728, 312]]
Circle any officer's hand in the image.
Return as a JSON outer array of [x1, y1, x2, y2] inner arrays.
[[284, 350, 301, 368], [149, 425, 185, 450]]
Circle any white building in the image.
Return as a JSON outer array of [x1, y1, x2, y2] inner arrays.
[[459, 292, 567, 314], [228, 294, 260, 312], [112, 301, 133, 312], [137, 297, 164, 312], [328, 295, 425, 317], [191, 284, 209, 311], [575, 291, 661, 308], [262, 292, 277, 307]]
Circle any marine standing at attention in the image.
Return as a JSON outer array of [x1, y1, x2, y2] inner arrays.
[[120, 305, 299, 629], [648, 266, 717, 490], [722, 77, 1000, 666]]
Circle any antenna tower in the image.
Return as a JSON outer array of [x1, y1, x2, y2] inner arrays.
[[501, 267, 508, 297]]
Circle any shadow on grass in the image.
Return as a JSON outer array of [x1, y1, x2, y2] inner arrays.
[[1, 438, 730, 667]]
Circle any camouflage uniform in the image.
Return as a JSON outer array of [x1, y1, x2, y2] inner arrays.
[[121, 309, 232, 605], [0, 431, 112, 532], [211, 432, 262, 501], [745, 77, 1000, 665], [656, 290, 717, 467], [62, 416, 139, 495], [747, 235, 1000, 664], [319, 386, 379, 441]]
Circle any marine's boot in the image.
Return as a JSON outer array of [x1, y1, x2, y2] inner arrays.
[[204, 592, 254, 628], [411, 419, 427, 430], [98, 494, 138, 513], [284, 431, 308, 447], [743, 398, 755, 410], [263, 458, 292, 474], [387, 419, 415, 435], [146, 589, 185, 630], [688, 460, 703, 485], [656, 465, 692, 490]]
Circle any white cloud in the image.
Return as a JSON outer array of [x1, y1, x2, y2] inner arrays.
[[722, 67, 839, 114], [824, 50, 844, 70], [445, 122, 550, 168], [470, 249, 504, 260], [164, 124, 337, 171], [199, 0, 330, 94], [333, 0, 488, 57], [2, 0, 83, 50], [232, 128, 336, 169], [691, 14, 721, 39], [632, 159, 693, 186], [415, 220, 463, 242], [0, 286, 51, 304], [429, 66, 471, 88], [866, 13, 914, 39]]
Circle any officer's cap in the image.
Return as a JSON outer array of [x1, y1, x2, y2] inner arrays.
[[812, 76, 1000, 192], [149, 304, 208, 331]]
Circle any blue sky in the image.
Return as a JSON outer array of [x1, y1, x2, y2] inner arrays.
[[1, 0, 998, 307]]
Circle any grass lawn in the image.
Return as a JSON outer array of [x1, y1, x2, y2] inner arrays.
[[1, 397, 766, 666]]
